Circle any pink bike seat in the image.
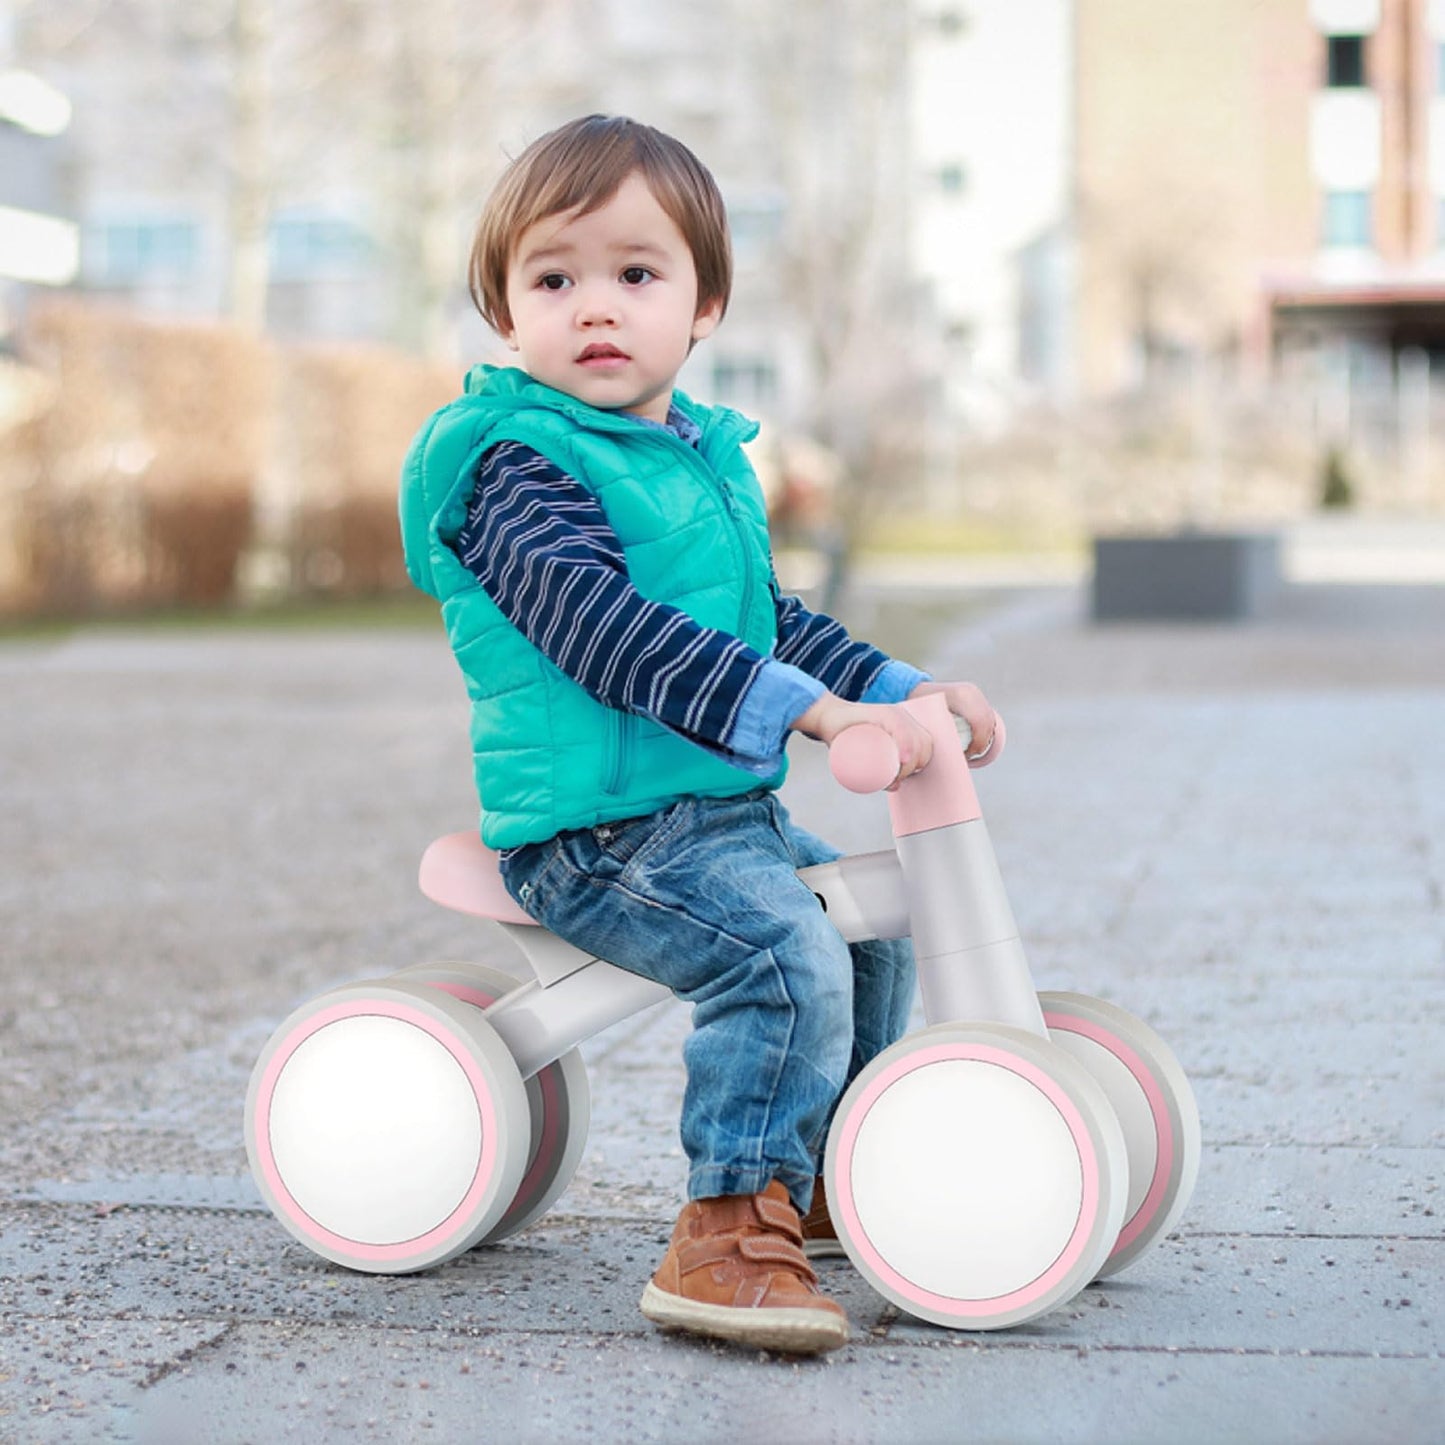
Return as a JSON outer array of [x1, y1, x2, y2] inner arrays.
[[418, 832, 537, 926]]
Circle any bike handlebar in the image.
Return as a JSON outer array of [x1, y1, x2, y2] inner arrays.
[[828, 712, 1006, 794]]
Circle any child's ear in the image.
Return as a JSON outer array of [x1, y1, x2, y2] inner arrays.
[[691, 298, 723, 344]]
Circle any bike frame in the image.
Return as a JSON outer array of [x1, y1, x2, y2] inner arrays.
[[423, 694, 1040, 1080]]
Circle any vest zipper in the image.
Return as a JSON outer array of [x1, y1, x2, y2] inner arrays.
[[604, 712, 633, 795], [664, 429, 759, 640]]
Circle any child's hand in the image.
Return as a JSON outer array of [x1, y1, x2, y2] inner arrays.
[[792, 693, 935, 786], [909, 680, 998, 759]]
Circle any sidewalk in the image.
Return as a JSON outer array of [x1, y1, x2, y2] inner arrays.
[[0, 576, 1440, 1443]]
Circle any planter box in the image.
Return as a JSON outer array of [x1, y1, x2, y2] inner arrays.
[[1091, 531, 1282, 621]]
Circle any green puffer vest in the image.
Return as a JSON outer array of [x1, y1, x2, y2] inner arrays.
[[399, 365, 785, 849]]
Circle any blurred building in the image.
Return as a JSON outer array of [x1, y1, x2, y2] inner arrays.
[[1068, 0, 1445, 402], [11, 0, 916, 443], [553, 0, 834, 431], [0, 18, 78, 340], [9, 1, 386, 339], [8, 1, 1033, 437], [1270, 0, 1445, 393], [29, 0, 1445, 434], [908, 1, 1072, 425]]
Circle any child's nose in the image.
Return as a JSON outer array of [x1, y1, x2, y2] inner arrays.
[[575, 282, 619, 326]]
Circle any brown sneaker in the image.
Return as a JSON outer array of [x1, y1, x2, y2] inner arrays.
[[639, 1180, 850, 1353], [800, 1175, 849, 1260]]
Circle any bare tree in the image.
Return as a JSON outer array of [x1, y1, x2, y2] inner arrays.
[[13, 0, 550, 357], [391, 0, 463, 359], [226, 0, 272, 331], [733, 0, 931, 592], [14, 0, 277, 328]]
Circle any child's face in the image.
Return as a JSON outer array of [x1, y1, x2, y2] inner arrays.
[[503, 172, 721, 425]]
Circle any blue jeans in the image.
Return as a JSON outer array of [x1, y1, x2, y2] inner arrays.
[[500, 789, 915, 1213]]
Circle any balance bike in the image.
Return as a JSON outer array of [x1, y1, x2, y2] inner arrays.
[[245, 693, 1199, 1329], [819, 696, 1199, 1327]]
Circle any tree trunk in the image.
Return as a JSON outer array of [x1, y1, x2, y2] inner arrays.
[[227, 0, 273, 332]]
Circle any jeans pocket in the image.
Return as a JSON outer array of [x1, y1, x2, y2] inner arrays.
[[499, 837, 561, 918], [592, 799, 690, 877]]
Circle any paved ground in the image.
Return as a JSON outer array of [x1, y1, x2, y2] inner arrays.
[[0, 571, 1441, 1444]]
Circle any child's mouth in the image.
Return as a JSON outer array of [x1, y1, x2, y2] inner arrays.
[[577, 344, 629, 368]]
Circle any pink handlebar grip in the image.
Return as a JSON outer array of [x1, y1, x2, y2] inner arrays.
[[829, 724, 901, 794]]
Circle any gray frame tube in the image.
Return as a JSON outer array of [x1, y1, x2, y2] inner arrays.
[[896, 820, 1047, 1037], [483, 959, 670, 1080], [796, 849, 911, 943]]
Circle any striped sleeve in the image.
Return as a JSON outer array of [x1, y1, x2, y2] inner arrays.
[[452, 440, 813, 772], [771, 583, 929, 702]]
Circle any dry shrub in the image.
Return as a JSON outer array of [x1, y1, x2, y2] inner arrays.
[[0, 361, 58, 613], [4, 305, 140, 613], [924, 389, 1327, 548], [142, 491, 256, 608], [276, 345, 453, 595], [125, 313, 269, 607], [10, 300, 269, 612], [2, 300, 453, 618]]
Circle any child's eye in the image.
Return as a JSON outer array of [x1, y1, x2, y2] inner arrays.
[[620, 266, 655, 286], [538, 273, 571, 291]]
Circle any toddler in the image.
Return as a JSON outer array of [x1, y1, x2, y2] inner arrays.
[[399, 114, 996, 1354]]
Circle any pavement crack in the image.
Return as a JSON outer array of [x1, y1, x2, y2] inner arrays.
[[1, 1196, 267, 1219], [138, 1318, 239, 1390], [1182, 1228, 1443, 1242], [1207, 1140, 1443, 1150]]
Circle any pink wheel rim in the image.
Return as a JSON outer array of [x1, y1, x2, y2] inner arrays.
[[252, 996, 500, 1263], [832, 1041, 1103, 1318], [1043, 1010, 1175, 1259], [425, 980, 563, 1227]]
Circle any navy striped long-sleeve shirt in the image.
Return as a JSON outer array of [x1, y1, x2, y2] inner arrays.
[[451, 414, 926, 775]]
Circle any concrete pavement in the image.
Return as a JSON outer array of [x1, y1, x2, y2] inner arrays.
[[0, 574, 1441, 1443]]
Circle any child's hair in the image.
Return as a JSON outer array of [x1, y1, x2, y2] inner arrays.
[[468, 114, 733, 336]]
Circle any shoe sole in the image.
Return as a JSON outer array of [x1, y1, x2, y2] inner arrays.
[[639, 1282, 850, 1354], [802, 1238, 850, 1260]]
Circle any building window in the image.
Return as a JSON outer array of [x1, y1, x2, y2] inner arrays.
[[268, 215, 372, 280], [712, 356, 777, 410], [727, 197, 785, 265], [932, 8, 968, 38], [935, 163, 967, 196], [1322, 189, 1372, 246], [946, 319, 974, 350], [85, 219, 199, 282], [1326, 34, 1366, 88]]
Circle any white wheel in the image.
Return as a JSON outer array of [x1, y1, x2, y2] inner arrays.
[[824, 1022, 1128, 1330], [392, 961, 591, 1243], [1041, 991, 1201, 1277], [245, 977, 531, 1273]]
